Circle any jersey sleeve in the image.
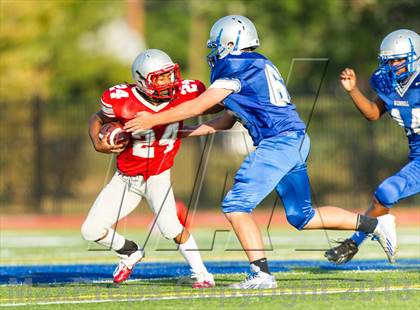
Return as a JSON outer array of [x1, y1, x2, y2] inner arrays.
[[100, 89, 117, 118], [210, 58, 242, 92], [209, 79, 241, 93]]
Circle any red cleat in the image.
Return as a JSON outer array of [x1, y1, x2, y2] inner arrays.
[[113, 264, 134, 284], [113, 250, 144, 284], [191, 272, 215, 289]]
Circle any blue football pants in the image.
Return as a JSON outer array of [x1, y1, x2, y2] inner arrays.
[[222, 131, 315, 230]]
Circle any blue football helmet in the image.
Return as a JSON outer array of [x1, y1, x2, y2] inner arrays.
[[377, 29, 419, 91], [206, 15, 260, 67]]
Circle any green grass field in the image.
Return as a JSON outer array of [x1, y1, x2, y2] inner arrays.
[[1, 227, 419, 309], [2, 272, 419, 309]]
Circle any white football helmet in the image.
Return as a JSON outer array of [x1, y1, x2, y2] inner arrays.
[[131, 49, 181, 100], [378, 29, 419, 88], [207, 15, 260, 66]]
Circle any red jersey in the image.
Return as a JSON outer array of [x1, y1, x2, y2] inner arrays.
[[100, 80, 205, 178]]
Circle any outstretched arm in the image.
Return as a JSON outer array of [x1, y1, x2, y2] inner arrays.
[[181, 111, 237, 138], [202, 103, 225, 115], [340, 68, 386, 121], [124, 88, 232, 134]]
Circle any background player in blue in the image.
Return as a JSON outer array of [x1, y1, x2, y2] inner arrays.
[[325, 29, 420, 264], [125, 15, 397, 289]]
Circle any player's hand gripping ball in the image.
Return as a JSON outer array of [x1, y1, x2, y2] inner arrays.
[[99, 122, 131, 146]]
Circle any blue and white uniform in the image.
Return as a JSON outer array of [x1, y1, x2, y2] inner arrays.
[[210, 52, 314, 230], [370, 70, 420, 207]]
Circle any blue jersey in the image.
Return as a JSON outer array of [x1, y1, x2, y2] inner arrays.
[[371, 70, 420, 159], [210, 52, 306, 145]]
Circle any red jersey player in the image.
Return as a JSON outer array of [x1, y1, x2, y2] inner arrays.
[[82, 49, 214, 288]]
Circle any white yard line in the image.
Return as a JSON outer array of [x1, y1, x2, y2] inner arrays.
[[1, 286, 419, 307]]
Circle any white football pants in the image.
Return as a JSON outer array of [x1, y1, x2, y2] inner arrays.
[[81, 169, 184, 241]]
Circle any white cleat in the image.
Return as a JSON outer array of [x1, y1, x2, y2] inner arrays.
[[372, 214, 397, 263], [229, 264, 277, 289], [191, 272, 215, 288]]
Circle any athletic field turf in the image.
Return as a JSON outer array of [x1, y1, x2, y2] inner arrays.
[[1, 227, 419, 309]]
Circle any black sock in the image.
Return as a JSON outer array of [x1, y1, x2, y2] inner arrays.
[[251, 258, 270, 274], [356, 215, 378, 233], [116, 239, 138, 256]]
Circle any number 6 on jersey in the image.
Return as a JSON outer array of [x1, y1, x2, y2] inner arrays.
[[265, 64, 291, 107]]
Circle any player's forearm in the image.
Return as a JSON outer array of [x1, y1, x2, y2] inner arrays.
[[181, 124, 217, 138], [347, 88, 381, 121], [88, 113, 104, 147], [202, 103, 225, 115], [181, 112, 236, 138], [151, 88, 231, 126], [151, 98, 205, 126]]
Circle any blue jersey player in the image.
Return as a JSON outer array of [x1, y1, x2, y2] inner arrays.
[[125, 15, 398, 289], [325, 29, 419, 265]]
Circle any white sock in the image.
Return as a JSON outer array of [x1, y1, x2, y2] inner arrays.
[[178, 235, 208, 275], [96, 228, 126, 251]]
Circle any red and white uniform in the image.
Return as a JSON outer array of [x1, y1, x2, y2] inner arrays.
[[100, 80, 205, 179], [82, 70, 213, 287], [82, 79, 206, 244]]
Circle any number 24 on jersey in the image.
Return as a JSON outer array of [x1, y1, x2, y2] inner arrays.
[[131, 123, 179, 158]]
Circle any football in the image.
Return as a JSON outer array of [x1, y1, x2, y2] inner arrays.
[[99, 122, 131, 146]]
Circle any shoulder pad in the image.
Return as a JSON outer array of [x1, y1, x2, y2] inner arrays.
[[413, 72, 420, 89], [211, 52, 267, 83], [103, 84, 131, 103], [177, 80, 206, 100], [210, 57, 243, 83]]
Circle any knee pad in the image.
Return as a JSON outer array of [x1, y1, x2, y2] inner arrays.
[[155, 221, 184, 240], [80, 221, 107, 242], [159, 226, 183, 240], [374, 176, 406, 208], [285, 205, 315, 230]]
